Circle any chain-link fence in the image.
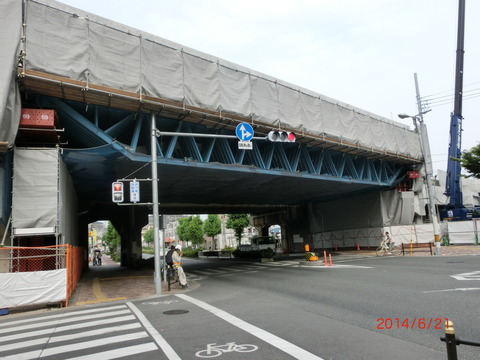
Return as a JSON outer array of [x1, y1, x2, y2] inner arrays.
[[0, 244, 84, 308], [0, 245, 66, 273]]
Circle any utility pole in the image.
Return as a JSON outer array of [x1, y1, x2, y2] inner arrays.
[[414, 73, 441, 255], [151, 113, 162, 294]]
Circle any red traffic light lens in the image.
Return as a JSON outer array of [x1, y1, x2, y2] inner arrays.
[[287, 132, 296, 142], [113, 183, 123, 191]]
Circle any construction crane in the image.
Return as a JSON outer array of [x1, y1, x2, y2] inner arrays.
[[440, 0, 471, 221]]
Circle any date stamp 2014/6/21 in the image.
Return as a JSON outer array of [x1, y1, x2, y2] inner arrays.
[[376, 318, 449, 330]]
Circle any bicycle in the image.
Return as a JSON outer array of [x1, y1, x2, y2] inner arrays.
[[376, 240, 401, 256], [195, 342, 258, 358], [162, 265, 179, 291]]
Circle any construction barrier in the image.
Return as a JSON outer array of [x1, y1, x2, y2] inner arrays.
[[0, 244, 84, 309]]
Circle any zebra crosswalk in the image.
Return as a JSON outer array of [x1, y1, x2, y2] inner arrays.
[[186, 261, 301, 280], [0, 304, 161, 359]]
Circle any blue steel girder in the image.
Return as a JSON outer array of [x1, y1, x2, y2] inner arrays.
[[36, 95, 406, 188], [130, 115, 143, 151]]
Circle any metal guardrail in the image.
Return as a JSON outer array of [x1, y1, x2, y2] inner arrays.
[[441, 320, 480, 360]]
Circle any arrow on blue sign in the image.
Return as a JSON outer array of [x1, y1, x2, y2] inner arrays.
[[236, 123, 254, 141]]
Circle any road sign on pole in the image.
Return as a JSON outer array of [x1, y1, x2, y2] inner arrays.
[[238, 141, 253, 150], [130, 180, 140, 203], [236, 123, 254, 141]]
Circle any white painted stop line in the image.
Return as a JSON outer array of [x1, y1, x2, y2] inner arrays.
[[176, 294, 324, 360]]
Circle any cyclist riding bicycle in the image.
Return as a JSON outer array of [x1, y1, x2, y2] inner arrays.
[[385, 232, 394, 254], [376, 232, 401, 256]]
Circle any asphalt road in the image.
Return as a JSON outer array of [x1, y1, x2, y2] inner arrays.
[[1, 254, 479, 359]]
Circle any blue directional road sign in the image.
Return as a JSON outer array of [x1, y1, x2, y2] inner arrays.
[[236, 123, 254, 141], [130, 180, 140, 203]]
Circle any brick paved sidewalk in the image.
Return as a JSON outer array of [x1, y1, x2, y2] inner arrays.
[[70, 255, 198, 307]]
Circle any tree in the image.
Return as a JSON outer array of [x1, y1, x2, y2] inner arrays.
[[102, 222, 121, 260], [177, 217, 191, 245], [177, 216, 205, 247], [460, 144, 480, 178], [143, 228, 154, 247], [189, 216, 205, 247], [226, 214, 250, 248], [203, 214, 222, 249]]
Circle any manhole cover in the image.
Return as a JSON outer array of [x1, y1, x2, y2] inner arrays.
[[163, 309, 189, 315]]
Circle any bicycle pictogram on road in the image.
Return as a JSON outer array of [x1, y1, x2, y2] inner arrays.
[[195, 342, 258, 358]]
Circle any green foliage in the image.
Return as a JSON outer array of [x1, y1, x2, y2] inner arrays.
[[203, 214, 222, 249], [102, 222, 120, 257], [189, 216, 205, 245], [460, 144, 480, 179], [143, 228, 154, 245], [226, 214, 250, 248], [182, 246, 204, 258], [177, 216, 205, 246], [177, 217, 189, 243], [142, 247, 154, 255]]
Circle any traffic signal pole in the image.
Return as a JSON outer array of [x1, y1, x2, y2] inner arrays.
[[151, 113, 162, 295], [114, 124, 295, 295]]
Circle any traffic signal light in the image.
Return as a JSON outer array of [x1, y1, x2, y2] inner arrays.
[[267, 131, 296, 142], [112, 182, 124, 203]]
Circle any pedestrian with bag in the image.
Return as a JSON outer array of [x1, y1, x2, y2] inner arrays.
[[172, 245, 188, 289]]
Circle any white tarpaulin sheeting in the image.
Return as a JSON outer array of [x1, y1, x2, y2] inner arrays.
[[0, 269, 66, 308], [0, 0, 22, 148], [12, 149, 59, 231], [445, 220, 477, 244], [12, 0, 422, 160]]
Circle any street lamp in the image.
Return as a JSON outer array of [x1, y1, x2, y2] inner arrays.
[[398, 111, 441, 255]]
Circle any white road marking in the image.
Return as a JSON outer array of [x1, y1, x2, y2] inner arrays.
[[176, 294, 324, 360], [300, 264, 373, 269], [423, 288, 480, 293], [1, 332, 149, 360], [0, 304, 128, 328], [65, 343, 158, 360], [126, 302, 181, 360], [0, 323, 141, 352], [0, 315, 136, 343], [0, 309, 131, 335], [450, 270, 480, 280]]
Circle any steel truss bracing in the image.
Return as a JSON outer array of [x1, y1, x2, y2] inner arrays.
[[37, 96, 406, 187]]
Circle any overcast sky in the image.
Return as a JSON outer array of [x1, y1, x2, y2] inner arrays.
[[59, 0, 480, 173]]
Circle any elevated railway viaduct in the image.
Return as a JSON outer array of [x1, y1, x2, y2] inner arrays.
[[0, 0, 424, 267]]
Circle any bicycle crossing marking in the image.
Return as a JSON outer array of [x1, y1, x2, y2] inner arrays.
[[177, 294, 324, 360], [195, 342, 258, 358]]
